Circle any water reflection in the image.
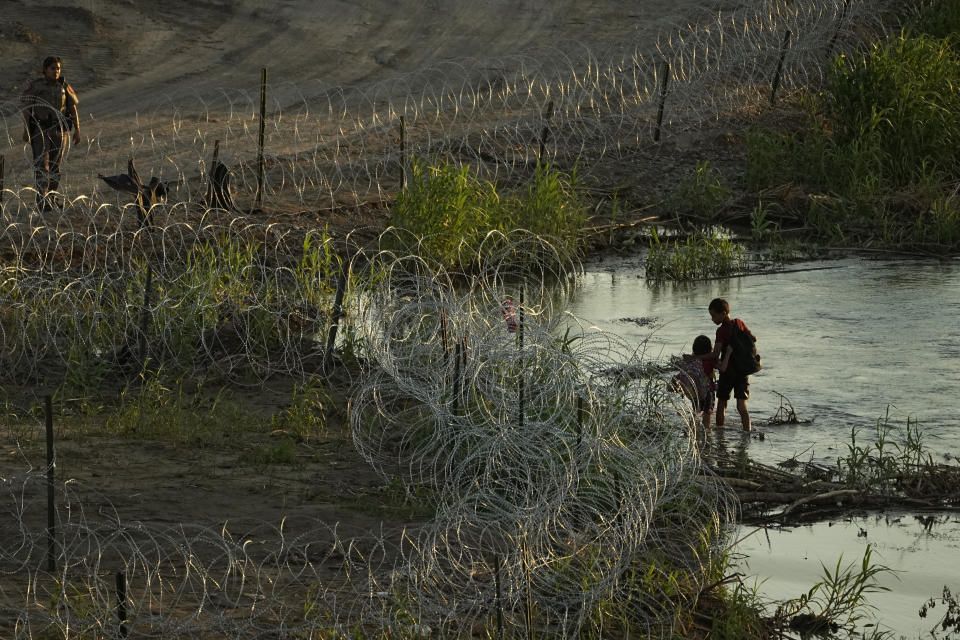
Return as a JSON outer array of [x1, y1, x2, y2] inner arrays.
[[568, 255, 960, 637], [737, 512, 960, 638]]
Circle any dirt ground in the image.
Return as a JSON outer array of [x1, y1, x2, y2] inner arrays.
[[3, 369, 413, 540], [1, 0, 726, 113]]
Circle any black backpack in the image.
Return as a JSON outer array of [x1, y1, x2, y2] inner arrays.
[[728, 321, 761, 375]]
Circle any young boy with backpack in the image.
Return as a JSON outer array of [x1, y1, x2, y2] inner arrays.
[[707, 298, 760, 431]]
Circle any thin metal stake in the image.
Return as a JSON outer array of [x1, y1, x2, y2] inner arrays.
[[538, 100, 554, 163], [518, 288, 525, 431], [399, 116, 407, 190], [495, 554, 504, 639], [654, 60, 670, 143], [256, 68, 267, 209], [441, 308, 449, 362], [116, 571, 129, 639], [206, 139, 220, 205], [0, 155, 5, 205], [523, 536, 534, 640], [45, 395, 55, 572], [770, 30, 792, 106], [825, 0, 850, 61], [453, 340, 462, 416]]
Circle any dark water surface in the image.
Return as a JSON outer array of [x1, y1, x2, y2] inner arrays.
[[568, 256, 960, 466], [568, 255, 960, 638]]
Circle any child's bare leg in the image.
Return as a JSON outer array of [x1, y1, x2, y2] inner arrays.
[[737, 398, 751, 431], [715, 400, 726, 427], [702, 411, 712, 431]]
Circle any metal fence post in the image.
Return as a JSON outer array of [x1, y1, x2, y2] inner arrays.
[[770, 30, 793, 105], [654, 60, 670, 142], [256, 68, 267, 209], [45, 396, 56, 572]]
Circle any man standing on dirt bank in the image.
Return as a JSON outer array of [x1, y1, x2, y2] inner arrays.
[[21, 56, 81, 210]]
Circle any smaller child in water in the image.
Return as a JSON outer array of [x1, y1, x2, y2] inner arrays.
[[672, 335, 717, 431]]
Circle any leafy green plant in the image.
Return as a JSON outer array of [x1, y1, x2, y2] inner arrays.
[[45, 578, 103, 639], [917, 196, 960, 248], [105, 372, 258, 446], [777, 545, 893, 637], [270, 377, 334, 438], [746, 20, 960, 252], [835, 409, 943, 495], [820, 35, 960, 190], [749, 200, 781, 242], [709, 577, 771, 640], [668, 160, 731, 218]]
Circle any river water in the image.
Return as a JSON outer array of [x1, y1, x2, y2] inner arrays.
[[568, 255, 960, 466], [567, 254, 960, 638]]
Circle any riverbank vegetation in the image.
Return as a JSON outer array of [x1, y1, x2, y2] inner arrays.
[[388, 159, 587, 270], [712, 410, 960, 524], [645, 227, 746, 280], [746, 0, 960, 253]]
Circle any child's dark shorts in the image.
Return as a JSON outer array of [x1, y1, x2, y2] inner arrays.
[[717, 371, 749, 401]]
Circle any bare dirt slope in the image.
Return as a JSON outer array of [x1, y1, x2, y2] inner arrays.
[[1, 0, 734, 239], [2, 0, 719, 116]]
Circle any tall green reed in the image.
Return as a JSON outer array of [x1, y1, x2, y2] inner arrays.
[[646, 227, 745, 280]]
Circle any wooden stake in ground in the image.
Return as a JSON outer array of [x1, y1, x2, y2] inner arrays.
[[116, 571, 129, 639], [206, 139, 220, 205], [538, 100, 554, 163]]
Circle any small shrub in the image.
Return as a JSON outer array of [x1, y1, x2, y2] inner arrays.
[[270, 377, 333, 438], [746, 24, 960, 252], [669, 161, 731, 217], [820, 35, 960, 189], [777, 545, 893, 637], [106, 374, 258, 446], [388, 158, 586, 269], [749, 200, 781, 242], [646, 227, 745, 280]]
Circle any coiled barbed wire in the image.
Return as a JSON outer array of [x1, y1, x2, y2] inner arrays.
[[2, 257, 736, 637], [0, 0, 898, 635], [1, 0, 892, 221], [348, 257, 737, 637]]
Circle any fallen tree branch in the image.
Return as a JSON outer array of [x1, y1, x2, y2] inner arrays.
[[781, 489, 860, 516]]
